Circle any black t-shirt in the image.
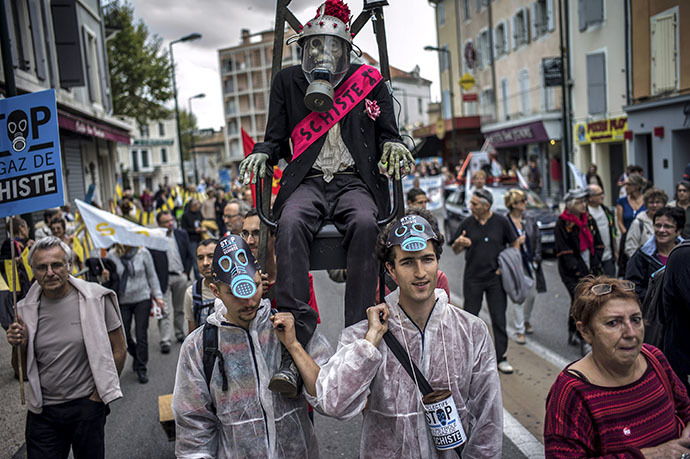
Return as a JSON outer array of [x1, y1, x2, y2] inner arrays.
[[456, 213, 517, 281], [181, 210, 202, 243]]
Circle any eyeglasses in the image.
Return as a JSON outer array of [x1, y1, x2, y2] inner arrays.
[[223, 213, 239, 219], [241, 229, 260, 239], [590, 280, 635, 295], [653, 223, 677, 230], [33, 262, 67, 274]]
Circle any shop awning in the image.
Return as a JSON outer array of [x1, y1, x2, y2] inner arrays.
[[58, 109, 131, 144]]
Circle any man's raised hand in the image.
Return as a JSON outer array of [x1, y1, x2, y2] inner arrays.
[[364, 304, 389, 347]]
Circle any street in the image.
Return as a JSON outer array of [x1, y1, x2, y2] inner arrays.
[[1, 230, 580, 459]]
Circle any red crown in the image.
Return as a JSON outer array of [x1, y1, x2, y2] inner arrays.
[[318, 0, 351, 25]]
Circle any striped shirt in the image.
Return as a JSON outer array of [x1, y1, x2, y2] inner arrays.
[[544, 345, 690, 458]]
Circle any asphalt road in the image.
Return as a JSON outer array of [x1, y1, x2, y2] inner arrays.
[[1, 219, 580, 458]]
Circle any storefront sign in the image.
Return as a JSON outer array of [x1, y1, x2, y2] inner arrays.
[[58, 109, 131, 144], [542, 57, 563, 87], [484, 121, 549, 148], [462, 93, 478, 102], [574, 116, 627, 144]]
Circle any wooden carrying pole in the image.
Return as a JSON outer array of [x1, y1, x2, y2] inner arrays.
[[7, 217, 25, 404]]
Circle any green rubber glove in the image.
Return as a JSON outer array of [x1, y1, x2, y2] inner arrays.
[[239, 153, 269, 184], [381, 142, 415, 180]]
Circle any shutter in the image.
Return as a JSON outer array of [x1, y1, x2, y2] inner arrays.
[[530, 3, 538, 39], [3, 1, 19, 68], [587, 0, 603, 25], [512, 15, 518, 49], [547, 0, 555, 31], [504, 21, 510, 54], [51, 0, 85, 88], [578, 0, 587, 31], [586, 53, 606, 114], [652, 13, 677, 94], [63, 138, 85, 205], [82, 27, 94, 101], [28, 0, 47, 80]]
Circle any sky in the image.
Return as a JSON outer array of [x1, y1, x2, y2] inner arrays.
[[128, 0, 441, 131]]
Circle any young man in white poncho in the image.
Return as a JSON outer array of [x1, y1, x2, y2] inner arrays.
[[273, 214, 504, 458]]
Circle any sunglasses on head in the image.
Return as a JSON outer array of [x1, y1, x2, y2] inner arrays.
[[590, 280, 635, 296]]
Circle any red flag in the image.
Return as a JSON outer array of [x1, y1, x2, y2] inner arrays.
[[241, 127, 255, 157], [272, 167, 282, 195]]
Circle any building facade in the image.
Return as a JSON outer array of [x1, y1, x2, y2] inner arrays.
[[189, 127, 226, 184], [118, 117, 182, 194], [218, 28, 301, 168], [570, 0, 628, 205], [624, 0, 689, 196], [1, 0, 131, 212]]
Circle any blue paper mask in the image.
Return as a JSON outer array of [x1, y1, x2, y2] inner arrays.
[[386, 215, 438, 252], [212, 235, 259, 298]]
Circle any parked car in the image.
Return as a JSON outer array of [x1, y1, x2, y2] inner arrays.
[[443, 185, 558, 253]]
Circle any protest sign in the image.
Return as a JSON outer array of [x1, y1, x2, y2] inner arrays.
[[0, 89, 64, 218]]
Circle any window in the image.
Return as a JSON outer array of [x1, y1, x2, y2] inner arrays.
[[131, 150, 139, 172], [463, 0, 471, 21], [442, 89, 452, 119], [651, 8, 678, 94], [586, 52, 606, 114], [481, 88, 495, 117], [228, 120, 238, 135], [418, 97, 423, 115], [82, 27, 102, 104], [438, 1, 446, 27], [475, 0, 484, 13], [494, 22, 508, 58], [10, 0, 34, 72], [513, 8, 529, 49], [501, 78, 510, 120], [578, 0, 604, 32], [438, 45, 450, 73], [224, 78, 234, 94], [223, 58, 233, 72], [519, 69, 530, 115], [477, 31, 490, 69], [161, 148, 168, 164], [532, 0, 555, 38], [141, 150, 150, 168], [139, 124, 149, 138], [158, 123, 165, 136], [226, 99, 237, 115], [540, 62, 554, 111]]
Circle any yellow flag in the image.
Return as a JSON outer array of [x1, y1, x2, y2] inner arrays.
[[4, 260, 19, 291], [21, 247, 32, 281], [73, 235, 85, 264]]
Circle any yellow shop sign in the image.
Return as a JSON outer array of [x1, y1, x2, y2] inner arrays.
[[574, 116, 627, 145]]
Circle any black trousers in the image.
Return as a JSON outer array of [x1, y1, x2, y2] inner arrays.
[[275, 175, 380, 346], [120, 299, 150, 372], [463, 274, 508, 362], [26, 396, 110, 459]]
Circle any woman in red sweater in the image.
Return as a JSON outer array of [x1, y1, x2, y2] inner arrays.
[[544, 276, 690, 458]]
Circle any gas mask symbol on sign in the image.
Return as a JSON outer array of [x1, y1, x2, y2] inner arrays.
[[7, 110, 29, 153]]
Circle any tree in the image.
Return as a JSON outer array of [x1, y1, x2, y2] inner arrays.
[[104, 1, 172, 125], [179, 109, 197, 161]]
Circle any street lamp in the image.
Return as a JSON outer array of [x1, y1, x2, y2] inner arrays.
[[170, 32, 202, 188], [188, 93, 206, 185], [425, 45, 458, 167]]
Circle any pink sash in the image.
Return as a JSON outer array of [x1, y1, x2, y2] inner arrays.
[[290, 65, 383, 160]]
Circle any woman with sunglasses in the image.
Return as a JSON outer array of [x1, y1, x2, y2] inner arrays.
[[626, 206, 685, 302], [505, 188, 541, 343], [544, 276, 690, 458]]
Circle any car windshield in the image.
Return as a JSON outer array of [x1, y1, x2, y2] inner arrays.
[[486, 187, 548, 212]]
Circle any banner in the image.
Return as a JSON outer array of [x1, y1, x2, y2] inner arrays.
[[567, 162, 588, 190], [75, 199, 169, 251], [400, 175, 445, 211]]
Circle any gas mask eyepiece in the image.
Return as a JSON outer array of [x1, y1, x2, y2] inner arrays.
[[301, 35, 350, 112]]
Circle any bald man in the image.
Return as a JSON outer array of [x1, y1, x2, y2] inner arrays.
[[587, 184, 617, 277]]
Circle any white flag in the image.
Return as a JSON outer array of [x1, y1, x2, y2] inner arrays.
[[75, 199, 169, 251], [567, 162, 588, 190]]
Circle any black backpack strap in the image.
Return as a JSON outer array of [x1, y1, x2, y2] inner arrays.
[[382, 331, 433, 395], [202, 323, 228, 393]]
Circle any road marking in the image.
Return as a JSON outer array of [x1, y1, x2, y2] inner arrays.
[[503, 409, 545, 459]]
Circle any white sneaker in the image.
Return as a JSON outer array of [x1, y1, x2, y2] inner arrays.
[[498, 360, 514, 374]]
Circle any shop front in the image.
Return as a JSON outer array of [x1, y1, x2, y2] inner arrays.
[[482, 115, 563, 200], [573, 115, 628, 205]]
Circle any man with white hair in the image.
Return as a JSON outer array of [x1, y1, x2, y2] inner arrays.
[[6, 237, 126, 458]]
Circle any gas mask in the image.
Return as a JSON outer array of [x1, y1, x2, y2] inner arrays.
[[212, 235, 260, 299], [301, 35, 350, 112], [7, 109, 28, 152]]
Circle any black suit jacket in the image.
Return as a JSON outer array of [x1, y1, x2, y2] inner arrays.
[[251, 64, 403, 218], [151, 228, 193, 292], [174, 228, 194, 275]]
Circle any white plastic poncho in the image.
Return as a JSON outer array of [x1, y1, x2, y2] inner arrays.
[[172, 298, 333, 458], [307, 289, 503, 458]]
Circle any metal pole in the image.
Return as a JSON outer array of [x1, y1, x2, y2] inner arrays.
[[188, 98, 199, 184], [558, 0, 570, 195], [487, 0, 498, 123], [170, 42, 187, 188], [446, 49, 458, 168], [1, 0, 25, 405]]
